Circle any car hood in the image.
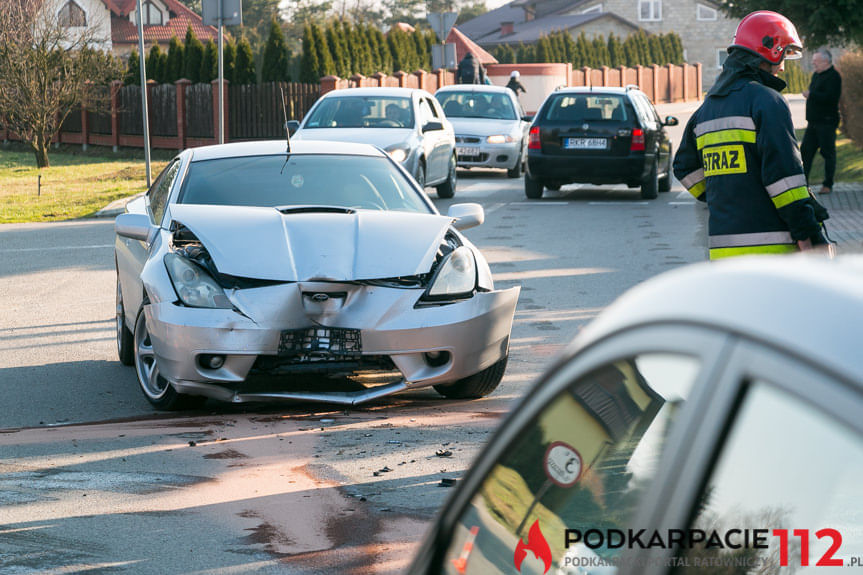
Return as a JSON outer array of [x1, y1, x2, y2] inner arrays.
[[168, 204, 451, 281], [293, 128, 415, 149], [449, 117, 519, 137]]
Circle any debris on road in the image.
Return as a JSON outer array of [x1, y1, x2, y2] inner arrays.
[[439, 478, 457, 487], [435, 449, 452, 458]]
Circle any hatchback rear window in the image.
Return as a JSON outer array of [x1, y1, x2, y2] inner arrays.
[[542, 94, 629, 123]]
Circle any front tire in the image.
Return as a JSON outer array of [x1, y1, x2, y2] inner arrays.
[[436, 154, 457, 198], [415, 161, 426, 190], [134, 309, 204, 411], [116, 276, 134, 366], [507, 150, 523, 178], [659, 158, 672, 192], [525, 172, 544, 199], [434, 357, 508, 399], [641, 159, 659, 199]]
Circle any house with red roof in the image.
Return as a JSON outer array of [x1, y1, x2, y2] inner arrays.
[[49, 0, 217, 55]]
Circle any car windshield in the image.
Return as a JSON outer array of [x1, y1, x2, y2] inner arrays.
[[302, 96, 414, 129], [179, 154, 432, 213], [542, 94, 629, 122], [436, 91, 517, 120]]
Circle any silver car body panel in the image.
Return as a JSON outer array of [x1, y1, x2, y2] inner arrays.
[[169, 204, 452, 281]]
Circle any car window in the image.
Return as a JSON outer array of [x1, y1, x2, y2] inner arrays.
[[179, 154, 431, 213], [633, 93, 660, 125], [303, 96, 414, 129], [542, 94, 629, 123], [442, 353, 701, 574], [148, 159, 180, 225], [419, 98, 437, 126], [675, 381, 863, 572], [436, 91, 518, 120]]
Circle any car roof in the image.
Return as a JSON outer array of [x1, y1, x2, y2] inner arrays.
[[571, 255, 863, 387], [435, 85, 512, 95], [552, 86, 642, 96], [188, 140, 386, 162], [321, 87, 431, 98]]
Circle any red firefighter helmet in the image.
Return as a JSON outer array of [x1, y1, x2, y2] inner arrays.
[[729, 11, 803, 65]]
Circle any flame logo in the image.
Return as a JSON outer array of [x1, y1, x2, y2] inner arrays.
[[514, 519, 552, 574]]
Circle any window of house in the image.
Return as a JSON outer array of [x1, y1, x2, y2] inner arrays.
[[717, 49, 729, 69], [639, 0, 661, 21], [696, 3, 717, 21], [58, 0, 86, 27], [141, 1, 163, 25], [581, 4, 602, 14]]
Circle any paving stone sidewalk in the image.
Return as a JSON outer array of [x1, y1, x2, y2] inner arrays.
[[813, 183, 863, 253]]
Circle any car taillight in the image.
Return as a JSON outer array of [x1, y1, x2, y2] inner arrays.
[[630, 129, 645, 151], [528, 127, 541, 150]]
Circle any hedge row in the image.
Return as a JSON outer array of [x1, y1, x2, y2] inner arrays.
[[492, 30, 684, 68], [779, 60, 808, 94], [300, 21, 437, 83], [839, 51, 863, 147]]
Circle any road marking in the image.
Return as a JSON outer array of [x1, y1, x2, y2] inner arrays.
[[675, 191, 691, 199], [588, 201, 649, 205], [485, 203, 507, 214], [669, 201, 696, 205], [510, 201, 569, 205], [0, 244, 114, 253]]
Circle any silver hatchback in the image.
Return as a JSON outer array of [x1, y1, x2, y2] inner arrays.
[[435, 85, 531, 178]]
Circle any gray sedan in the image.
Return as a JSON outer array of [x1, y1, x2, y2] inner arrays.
[[290, 87, 459, 198], [435, 85, 531, 178]]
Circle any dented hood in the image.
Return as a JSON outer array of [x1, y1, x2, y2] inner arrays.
[[168, 204, 452, 281]]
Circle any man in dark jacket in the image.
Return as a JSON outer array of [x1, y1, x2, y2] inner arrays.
[[506, 71, 527, 95], [457, 52, 483, 84], [673, 10, 828, 259], [802, 49, 842, 194]]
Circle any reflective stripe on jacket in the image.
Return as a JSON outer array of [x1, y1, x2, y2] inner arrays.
[[673, 75, 822, 260]]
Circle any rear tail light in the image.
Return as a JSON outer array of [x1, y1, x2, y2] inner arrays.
[[630, 129, 645, 151], [528, 126, 541, 150]]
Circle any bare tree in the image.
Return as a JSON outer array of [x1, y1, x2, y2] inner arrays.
[[0, 0, 122, 167]]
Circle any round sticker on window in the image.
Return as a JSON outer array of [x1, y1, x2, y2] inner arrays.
[[543, 441, 582, 488], [291, 174, 304, 188]]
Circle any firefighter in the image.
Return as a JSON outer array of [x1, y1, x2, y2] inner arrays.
[[673, 10, 828, 259]]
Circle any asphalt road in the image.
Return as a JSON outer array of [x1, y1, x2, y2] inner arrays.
[[3, 97, 809, 573]]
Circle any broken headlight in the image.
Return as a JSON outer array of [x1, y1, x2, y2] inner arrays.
[[422, 246, 476, 301], [164, 253, 232, 309]]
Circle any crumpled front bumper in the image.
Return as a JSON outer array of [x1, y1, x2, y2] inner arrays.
[[456, 140, 521, 170], [144, 282, 520, 404]]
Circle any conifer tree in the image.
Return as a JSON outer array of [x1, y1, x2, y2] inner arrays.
[[607, 33, 625, 68], [670, 33, 685, 64], [635, 31, 651, 65], [413, 29, 429, 70], [387, 28, 404, 71], [576, 32, 593, 68], [536, 35, 551, 62], [200, 39, 218, 83], [262, 18, 290, 81], [623, 34, 638, 67], [223, 38, 236, 84], [517, 42, 536, 63], [126, 48, 141, 85], [593, 35, 610, 66], [326, 21, 349, 77], [372, 27, 392, 73], [364, 24, 381, 73], [311, 22, 335, 78], [147, 44, 165, 83], [166, 35, 184, 82], [648, 34, 665, 65], [184, 26, 205, 83], [300, 24, 320, 82], [234, 36, 257, 84], [554, 32, 568, 62]]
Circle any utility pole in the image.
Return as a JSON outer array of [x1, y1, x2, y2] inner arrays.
[[135, 0, 151, 187]]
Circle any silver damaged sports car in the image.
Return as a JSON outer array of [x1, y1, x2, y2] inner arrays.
[[114, 140, 519, 410]]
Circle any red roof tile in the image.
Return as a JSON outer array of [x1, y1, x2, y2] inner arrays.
[[446, 27, 498, 65], [105, 0, 217, 44]]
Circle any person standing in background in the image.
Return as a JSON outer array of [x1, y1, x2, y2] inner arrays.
[[801, 49, 842, 194], [506, 71, 527, 95]]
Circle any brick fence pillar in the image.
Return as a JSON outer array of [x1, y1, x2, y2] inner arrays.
[[695, 63, 703, 100], [350, 73, 366, 88], [651, 64, 661, 102], [175, 79, 190, 150], [636, 65, 644, 92], [682, 63, 690, 101], [413, 69, 427, 91], [110, 80, 121, 152], [371, 72, 386, 87], [320, 75, 340, 95], [601, 65, 609, 87], [436, 68, 447, 89], [394, 70, 408, 87], [582, 67, 592, 87], [667, 63, 676, 102]]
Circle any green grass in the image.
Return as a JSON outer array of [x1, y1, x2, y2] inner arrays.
[[795, 129, 863, 185], [0, 143, 173, 223]]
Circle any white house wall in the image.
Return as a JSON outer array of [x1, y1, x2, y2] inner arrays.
[[45, 0, 112, 51]]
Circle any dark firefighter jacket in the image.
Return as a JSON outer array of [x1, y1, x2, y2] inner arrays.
[[673, 50, 826, 259]]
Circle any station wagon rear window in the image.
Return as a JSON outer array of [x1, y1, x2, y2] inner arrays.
[[542, 94, 630, 123]]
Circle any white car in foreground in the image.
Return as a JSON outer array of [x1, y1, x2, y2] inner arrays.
[[114, 140, 519, 410]]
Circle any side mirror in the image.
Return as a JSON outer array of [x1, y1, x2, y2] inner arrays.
[[115, 213, 156, 242], [422, 121, 444, 133], [447, 203, 484, 231], [664, 116, 679, 126], [286, 120, 300, 135], [522, 115, 533, 122]]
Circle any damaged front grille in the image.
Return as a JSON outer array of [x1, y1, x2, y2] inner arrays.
[[249, 354, 396, 376]]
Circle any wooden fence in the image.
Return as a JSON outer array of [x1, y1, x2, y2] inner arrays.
[[0, 80, 320, 150]]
